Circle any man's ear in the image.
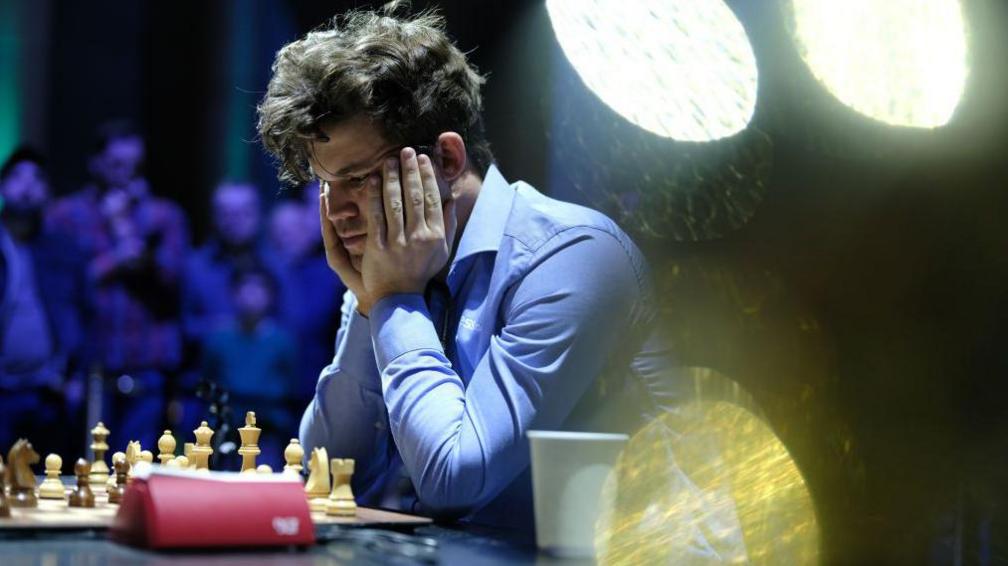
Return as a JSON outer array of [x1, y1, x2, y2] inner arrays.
[[433, 132, 467, 182]]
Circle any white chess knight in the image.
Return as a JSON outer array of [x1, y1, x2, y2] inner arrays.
[[304, 447, 330, 512]]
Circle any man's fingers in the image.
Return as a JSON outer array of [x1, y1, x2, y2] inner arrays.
[[418, 153, 443, 233], [367, 173, 389, 249], [382, 156, 405, 244], [401, 147, 426, 234]]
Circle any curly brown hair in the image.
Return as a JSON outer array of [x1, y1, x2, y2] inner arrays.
[[257, 2, 494, 186]]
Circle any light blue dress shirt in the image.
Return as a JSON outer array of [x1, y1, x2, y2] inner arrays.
[[300, 165, 665, 529]]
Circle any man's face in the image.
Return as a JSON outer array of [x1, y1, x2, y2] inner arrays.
[[214, 183, 261, 247], [95, 136, 144, 188], [233, 275, 273, 320], [0, 161, 49, 213], [310, 116, 449, 272]]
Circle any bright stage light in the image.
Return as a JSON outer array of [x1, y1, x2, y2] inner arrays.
[[786, 0, 967, 128], [545, 0, 758, 142]]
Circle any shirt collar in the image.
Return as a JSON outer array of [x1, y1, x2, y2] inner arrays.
[[450, 164, 515, 268]]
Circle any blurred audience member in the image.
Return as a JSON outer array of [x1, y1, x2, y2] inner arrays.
[[299, 179, 324, 251], [269, 199, 314, 265], [183, 180, 283, 343], [268, 198, 345, 401], [0, 147, 88, 456], [46, 120, 189, 448], [202, 265, 297, 468]]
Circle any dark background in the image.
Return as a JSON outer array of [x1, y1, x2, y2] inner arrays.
[[4, 0, 1007, 562]]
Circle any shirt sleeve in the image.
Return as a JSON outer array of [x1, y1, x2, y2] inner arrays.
[[369, 228, 642, 515], [299, 289, 398, 499]]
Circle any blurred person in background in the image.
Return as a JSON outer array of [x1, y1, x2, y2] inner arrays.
[[0, 147, 88, 457], [182, 180, 285, 344], [299, 180, 325, 252], [268, 197, 344, 404], [47, 120, 189, 448], [201, 265, 297, 469]]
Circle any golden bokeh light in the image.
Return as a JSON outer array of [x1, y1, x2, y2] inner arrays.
[[595, 400, 819, 564], [786, 0, 967, 128]]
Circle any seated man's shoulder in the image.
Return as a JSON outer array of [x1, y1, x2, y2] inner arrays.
[[508, 181, 637, 257]]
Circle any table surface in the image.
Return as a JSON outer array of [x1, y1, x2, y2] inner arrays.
[[0, 523, 593, 565], [0, 475, 594, 565]]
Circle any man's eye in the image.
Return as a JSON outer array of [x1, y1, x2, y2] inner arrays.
[[348, 175, 368, 188]]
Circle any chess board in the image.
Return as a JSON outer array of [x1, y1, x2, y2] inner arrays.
[[2, 420, 432, 542], [0, 485, 430, 534]]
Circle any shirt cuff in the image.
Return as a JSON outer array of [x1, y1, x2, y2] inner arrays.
[[330, 307, 382, 391], [369, 293, 442, 370]]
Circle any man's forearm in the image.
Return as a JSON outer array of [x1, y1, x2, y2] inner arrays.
[[299, 306, 396, 493], [367, 231, 645, 515]]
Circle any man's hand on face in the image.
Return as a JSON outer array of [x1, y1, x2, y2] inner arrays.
[[319, 147, 457, 316], [362, 147, 457, 310]]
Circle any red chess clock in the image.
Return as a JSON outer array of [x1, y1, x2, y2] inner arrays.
[[110, 467, 315, 549]]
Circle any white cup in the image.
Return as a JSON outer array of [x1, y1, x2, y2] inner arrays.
[[527, 430, 628, 557]]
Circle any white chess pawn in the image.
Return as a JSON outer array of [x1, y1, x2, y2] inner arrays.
[[283, 439, 304, 477], [107, 452, 126, 490], [38, 454, 67, 500]]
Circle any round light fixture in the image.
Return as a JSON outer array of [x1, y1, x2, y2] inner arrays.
[[546, 0, 758, 142], [786, 0, 967, 128]]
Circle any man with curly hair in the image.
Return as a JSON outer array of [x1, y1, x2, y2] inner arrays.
[[257, 5, 667, 529]]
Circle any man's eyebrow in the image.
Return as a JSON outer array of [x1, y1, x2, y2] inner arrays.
[[333, 144, 399, 177]]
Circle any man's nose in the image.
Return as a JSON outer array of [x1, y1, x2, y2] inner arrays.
[[326, 190, 364, 223]]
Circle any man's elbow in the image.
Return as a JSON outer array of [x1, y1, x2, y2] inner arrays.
[[413, 454, 488, 518], [415, 486, 479, 520]]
